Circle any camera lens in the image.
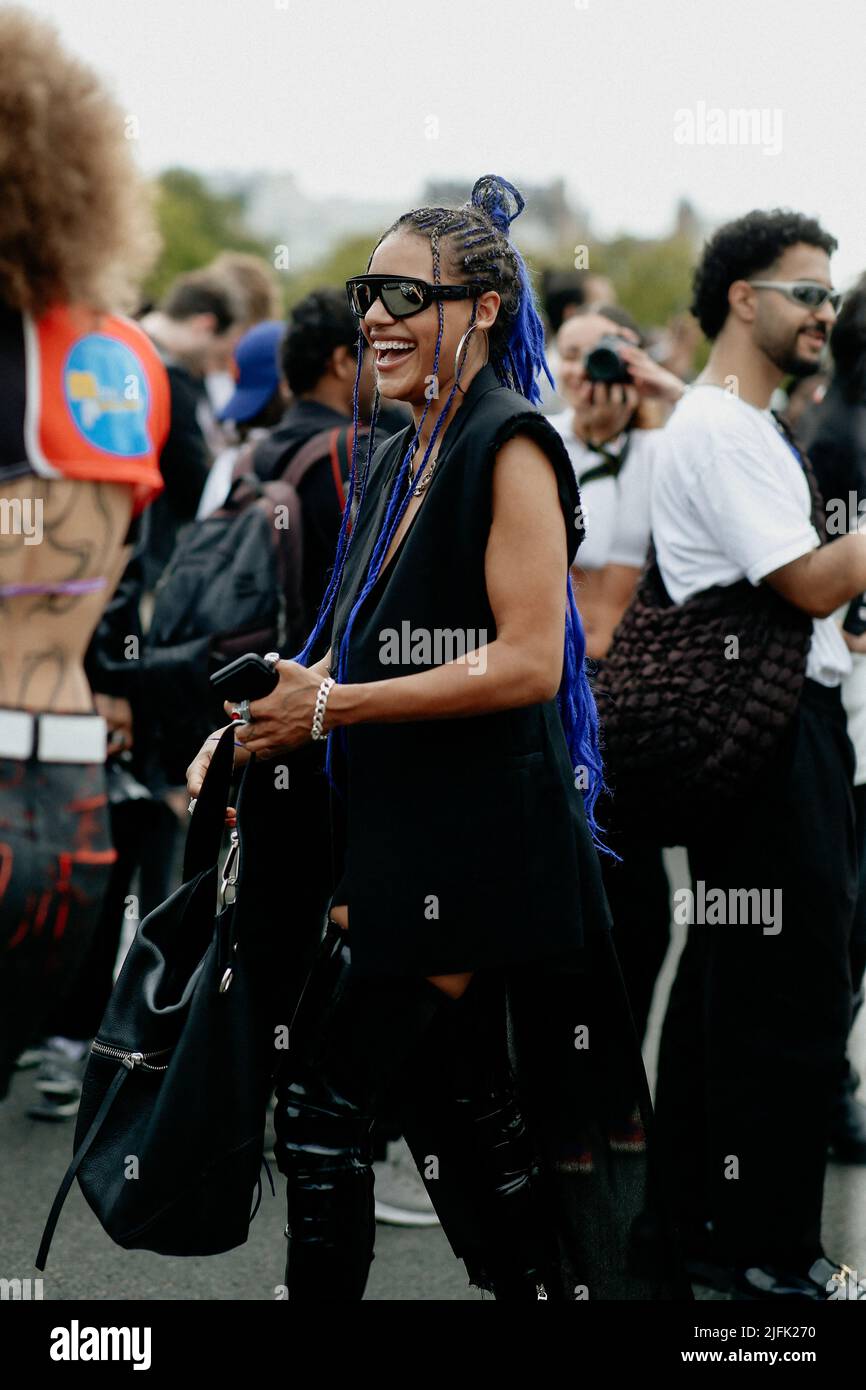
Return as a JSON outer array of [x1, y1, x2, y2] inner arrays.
[[584, 334, 632, 385]]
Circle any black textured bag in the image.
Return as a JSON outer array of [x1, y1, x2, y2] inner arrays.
[[594, 553, 813, 844], [593, 416, 824, 845], [36, 726, 274, 1269]]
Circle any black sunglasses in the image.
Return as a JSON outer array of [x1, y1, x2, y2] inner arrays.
[[346, 275, 481, 321]]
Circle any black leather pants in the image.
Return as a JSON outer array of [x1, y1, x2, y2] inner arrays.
[[272, 919, 559, 1300]]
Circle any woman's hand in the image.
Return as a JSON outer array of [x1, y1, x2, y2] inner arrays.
[[226, 660, 325, 758], [186, 725, 252, 797], [572, 377, 640, 446], [618, 344, 687, 404]]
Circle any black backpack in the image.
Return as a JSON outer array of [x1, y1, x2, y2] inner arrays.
[[143, 425, 364, 783]]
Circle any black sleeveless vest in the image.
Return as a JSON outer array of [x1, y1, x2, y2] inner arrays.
[[326, 363, 612, 978]]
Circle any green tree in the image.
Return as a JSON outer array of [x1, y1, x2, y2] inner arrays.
[[591, 234, 695, 328], [145, 168, 274, 303], [280, 232, 381, 311]]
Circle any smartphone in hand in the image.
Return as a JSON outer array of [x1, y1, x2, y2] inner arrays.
[[209, 653, 280, 704]]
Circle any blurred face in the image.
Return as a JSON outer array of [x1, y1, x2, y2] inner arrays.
[[555, 313, 640, 409], [582, 275, 617, 308], [359, 231, 497, 408], [175, 313, 237, 375], [207, 321, 244, 374], [749, 243, 836, 378]]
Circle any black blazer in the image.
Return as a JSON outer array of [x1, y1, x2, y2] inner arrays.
[[327, 364, 612, 977]]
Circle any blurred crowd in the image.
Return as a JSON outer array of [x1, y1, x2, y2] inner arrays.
[[2, 6, 866, 1295]]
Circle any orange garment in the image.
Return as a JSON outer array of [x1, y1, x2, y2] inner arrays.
[[22, 304, 168, 515]]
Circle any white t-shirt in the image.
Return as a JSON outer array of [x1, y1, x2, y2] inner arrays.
[[651, 385, 852, 688], [842, 653, 866, 784], [548, 411, 655, 571]]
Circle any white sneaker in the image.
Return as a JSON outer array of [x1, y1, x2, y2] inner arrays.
[[373, 1137, 440, 1227], [15, 1046, 46, 1070], [28, 1041, 88, 1120]]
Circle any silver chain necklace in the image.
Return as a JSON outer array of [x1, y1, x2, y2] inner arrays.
[[407, 442, 439, 498]]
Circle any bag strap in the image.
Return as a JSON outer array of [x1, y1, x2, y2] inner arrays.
[[329, 428, 346, 510], [35, 1061, 132, 1270], [280, 427, 340, 491], [576, 432, 632, 488], [280, 424, 369, 500], [771, 411, 828, 543], [182, 724, 239, 882]]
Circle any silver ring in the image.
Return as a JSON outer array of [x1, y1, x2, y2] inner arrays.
[[188, 797, 197, 815], [235, 699, 251, 723]]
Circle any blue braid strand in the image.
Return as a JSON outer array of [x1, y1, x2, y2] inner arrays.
[[293, 328, 370, 667]]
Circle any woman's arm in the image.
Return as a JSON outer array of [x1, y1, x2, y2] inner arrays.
[[234, 436, 571, 757]]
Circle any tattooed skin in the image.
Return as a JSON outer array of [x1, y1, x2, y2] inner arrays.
[[0, 477, 133, 712]]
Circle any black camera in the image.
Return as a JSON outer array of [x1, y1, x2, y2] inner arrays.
[[843, 593, 866, 638], [584, 333, 633, 385]]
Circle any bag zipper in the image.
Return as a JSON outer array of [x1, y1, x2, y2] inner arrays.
[[91, 1041, 172, 1072]]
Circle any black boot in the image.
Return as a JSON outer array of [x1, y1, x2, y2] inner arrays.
[[444, 974, 563, 1301], [274, 924, 452, 1300]]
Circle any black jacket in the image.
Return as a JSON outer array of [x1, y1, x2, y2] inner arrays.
[[326, 363, 612, 979]]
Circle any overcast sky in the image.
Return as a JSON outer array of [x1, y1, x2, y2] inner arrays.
[[22, 0, 866, 286]]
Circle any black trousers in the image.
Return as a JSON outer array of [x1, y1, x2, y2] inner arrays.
[[592, 657, 672, 1045], [271, 919, 561, 1300], [600, 816, 671, 1044], [654, 679, 857, 1269], [0, 759, 115, 1097], [46, 795, 180, 1041]]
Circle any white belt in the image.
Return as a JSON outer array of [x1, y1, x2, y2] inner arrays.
[[0, 709, 108, 763]]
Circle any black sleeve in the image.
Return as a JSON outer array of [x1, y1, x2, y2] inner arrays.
[[158, 367, 210, 521]]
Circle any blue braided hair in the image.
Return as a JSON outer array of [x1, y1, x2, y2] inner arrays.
[[292, 174, 610, 851]]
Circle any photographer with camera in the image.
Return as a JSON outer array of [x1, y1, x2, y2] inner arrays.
[[549, 306, 685, 660]]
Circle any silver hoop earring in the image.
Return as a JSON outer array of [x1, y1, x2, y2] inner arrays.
[[454, 324, 490, 383]]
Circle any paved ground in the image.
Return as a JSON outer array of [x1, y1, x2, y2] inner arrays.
[[2, 850, 864, 1300]]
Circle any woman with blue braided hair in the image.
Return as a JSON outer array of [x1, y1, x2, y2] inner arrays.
[[188, 175, 689, 1301]]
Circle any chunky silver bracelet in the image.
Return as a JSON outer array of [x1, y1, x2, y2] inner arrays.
[[311, 676, 336, 741]]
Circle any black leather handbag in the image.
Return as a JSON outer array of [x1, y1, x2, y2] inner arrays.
[[36, 726, 275, 1269]]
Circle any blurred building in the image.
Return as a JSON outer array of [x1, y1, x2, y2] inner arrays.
[[206, 171, 591, 270]]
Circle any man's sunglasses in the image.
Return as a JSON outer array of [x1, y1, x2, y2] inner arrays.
[[747, 280, 842, 312], [346, 275, 481, 321]]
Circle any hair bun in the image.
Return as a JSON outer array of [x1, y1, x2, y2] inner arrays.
[[469, 175, 525, 235]]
